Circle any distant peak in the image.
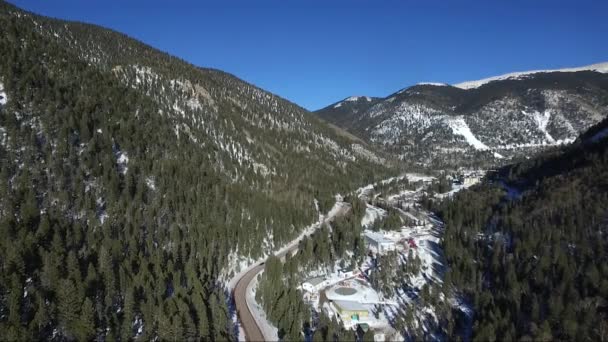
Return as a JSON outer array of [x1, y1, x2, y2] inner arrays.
[[416, 82, 448, 87], [345, 96, 372, 102], [453, 61, 608, 89]]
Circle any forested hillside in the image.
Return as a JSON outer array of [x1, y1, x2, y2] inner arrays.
[[434, 119, 608, 340], [0, 2, 393, 340]]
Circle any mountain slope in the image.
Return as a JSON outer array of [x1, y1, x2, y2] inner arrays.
[[315, 95, 381, 130], [316, 66, 608, 168], [0, 2, 392, 340], [435, 118, 608, 340]]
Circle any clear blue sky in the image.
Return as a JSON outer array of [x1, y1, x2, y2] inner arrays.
[[9, 0, 608, 110]]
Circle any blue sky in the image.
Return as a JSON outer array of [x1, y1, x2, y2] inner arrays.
[[10, 0, 608, 110]]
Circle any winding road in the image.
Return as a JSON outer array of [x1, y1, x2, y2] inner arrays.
[[232, 200, 350, 341], [234, 264, 265, 341]]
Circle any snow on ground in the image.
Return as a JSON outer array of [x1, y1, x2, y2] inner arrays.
[[494, 137, 576, 150], [333, 102, 342, 108], [145, 177, 156, 191], [356, 184, 375, 198], [447, 117, 489, 150], [0, 82, 7, 106], [344, 96, 372, 102], [114, 150, 129, 175], [0, 126, 7, 147], [362, 204, 386, 228], [405, 173, 435, 183], [523, 110, 555, 143], [454, 61, 608, 89], [493, 151, 504, 159], [226, 196, 345, 290], [434, 178, 484, 199], [417, 82, 448, 86]]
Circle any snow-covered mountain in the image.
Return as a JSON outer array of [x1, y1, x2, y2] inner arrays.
[[454, 62, 608, 89], [316, 65, 608, 167]]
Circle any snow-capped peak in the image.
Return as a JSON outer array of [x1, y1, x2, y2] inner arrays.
[[454, 61, 608, 90], [345, 96, 372, 102], [333, 96, 372, 108], [416, 82, 448, 87]]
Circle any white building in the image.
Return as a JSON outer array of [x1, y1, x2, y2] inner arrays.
[[364, 231, 396, 253], [463, 175, 481, 186], [301, 276, 328, 293]]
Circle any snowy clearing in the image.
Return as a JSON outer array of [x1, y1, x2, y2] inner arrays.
[[405, 173, 435, 183], [447, 118, 489, 150]]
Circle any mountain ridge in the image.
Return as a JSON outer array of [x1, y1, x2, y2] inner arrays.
[[316, 65, 608, 167]]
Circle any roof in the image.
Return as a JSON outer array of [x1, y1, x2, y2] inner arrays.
[[364, 231, 395, 245], [304, 276, 326, 286], [333, 300, 369, 312]]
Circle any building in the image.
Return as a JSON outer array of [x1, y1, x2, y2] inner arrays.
[[332, 300, 369, 323], [301, 276, 328, 293], [338, 266, 356, 279], [463, 175, 481, 186], [364, 231, 396, 253]]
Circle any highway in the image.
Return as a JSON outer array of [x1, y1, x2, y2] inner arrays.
[[232, 201, 349, 341], [233, 263, 265, 341]]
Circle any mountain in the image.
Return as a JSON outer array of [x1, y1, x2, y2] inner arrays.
[[315, 64, 608, 168], [315, 95, 381, 130], [435, 116, 608, 340], [0, 2, 392, 340]]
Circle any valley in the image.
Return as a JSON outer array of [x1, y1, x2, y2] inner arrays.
[[0, 1, 607, 341]]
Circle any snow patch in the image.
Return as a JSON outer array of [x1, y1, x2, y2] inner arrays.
[[417, 82, 448, 86], [344, 96, 371, 102], [523, 110, 555, 143], [493, 151, 504, 159], [361, 204, 387, 228], [333, 102, 343, 108], [145, 177, 156, 191], [113, 147, 129, 175], [246, 273, 279, 341], [446, 118, 489, 150], [0, 82, 7, 106]]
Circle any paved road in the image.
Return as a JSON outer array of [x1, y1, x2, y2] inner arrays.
[[234, 264, 265, 342], [233, 202, 350, 341]]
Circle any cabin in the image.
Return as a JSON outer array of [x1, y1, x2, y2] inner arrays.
[[338, 266, 356, 279]]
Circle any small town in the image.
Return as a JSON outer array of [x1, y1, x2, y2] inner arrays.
[[295, 173, 467, 341]]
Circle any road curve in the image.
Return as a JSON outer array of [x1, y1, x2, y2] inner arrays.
[[233, 202, 350, 341], [234, 264, 265, 342]]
